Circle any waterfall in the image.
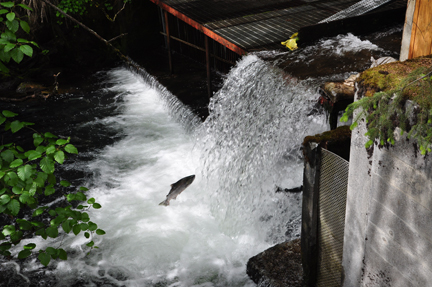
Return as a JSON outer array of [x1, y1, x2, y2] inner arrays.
[[7, 54, 327, 287]]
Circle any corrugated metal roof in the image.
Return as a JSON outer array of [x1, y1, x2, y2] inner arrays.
[[151, 0, 407, 53]]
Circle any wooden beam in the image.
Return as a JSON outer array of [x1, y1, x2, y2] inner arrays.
[[159, 32, 236, 65], [150, 0, 247, 55], [408, 0, 432, 59], [164, 10, 173, 74], [205, 36, 212, 100]]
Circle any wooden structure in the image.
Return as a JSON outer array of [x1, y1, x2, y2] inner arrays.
[[400, 0, 432, 60], [149, 0, 407, 98]]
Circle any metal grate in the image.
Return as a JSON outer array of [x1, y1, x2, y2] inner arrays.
[[319, 0, 392, 23], [317, 148, 349, 287]]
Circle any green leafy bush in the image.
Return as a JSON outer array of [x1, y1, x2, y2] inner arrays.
[[0, 110, 104, 266], [0, 1, 39, 74], [341, 66, 432, 155]]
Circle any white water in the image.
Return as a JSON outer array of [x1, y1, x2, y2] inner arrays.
[[15, 54, 328, 286]]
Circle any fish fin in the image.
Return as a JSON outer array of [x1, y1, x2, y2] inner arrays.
[[159, 199, 169, 206]]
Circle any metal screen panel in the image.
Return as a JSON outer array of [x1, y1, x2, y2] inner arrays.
[[319, 0, 392, 23], [317, 149, 349, 287]]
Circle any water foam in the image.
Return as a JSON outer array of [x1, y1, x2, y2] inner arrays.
[[13, 55, 327, 286]]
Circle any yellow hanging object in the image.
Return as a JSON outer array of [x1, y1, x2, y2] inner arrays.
[[281, 32, 299, 51]]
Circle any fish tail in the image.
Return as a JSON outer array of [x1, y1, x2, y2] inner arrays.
[[159, 199, 169, 206]]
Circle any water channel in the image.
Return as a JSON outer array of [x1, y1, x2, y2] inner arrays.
[[0, 26, 402, 286]]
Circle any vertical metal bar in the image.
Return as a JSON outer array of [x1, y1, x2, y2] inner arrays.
[[205, 35, 212, 100], [164, 10, 173, 75]]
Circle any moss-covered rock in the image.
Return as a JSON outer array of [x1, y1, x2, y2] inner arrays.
[[358, 55, 432, 98]]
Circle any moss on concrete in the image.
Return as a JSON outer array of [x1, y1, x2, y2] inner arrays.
[[358, 55, 432, 98], [303, 125, 351, 161]]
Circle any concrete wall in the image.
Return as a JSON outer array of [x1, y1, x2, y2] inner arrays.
[[342, 99, 432, 286]]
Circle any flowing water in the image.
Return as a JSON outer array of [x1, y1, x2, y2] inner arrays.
[[1, 30, 402, 286]]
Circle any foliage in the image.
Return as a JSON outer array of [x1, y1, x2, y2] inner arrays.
[[341, 66, 432, 155], [0, 1, 40, 74], [56, 0, 132, 23], [0, 110, 105, 266]]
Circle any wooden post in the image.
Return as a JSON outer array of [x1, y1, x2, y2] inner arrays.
[[205, 36, 212, 100], [164, 10, 173, 74], [400, 0, 432, 61]]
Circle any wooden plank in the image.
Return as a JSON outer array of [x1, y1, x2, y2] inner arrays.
[[150, 0, 247, 55], [409, 0, 432, 59]]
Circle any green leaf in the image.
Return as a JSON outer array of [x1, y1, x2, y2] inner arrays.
[[350, 121, 358, 130], [365, 139, 374, 149], [2, 225, 15, 236], [84, 231, 90, 238], [44, 185, 55, 196], [2, 30, 16, 42], [6, 19, 18, 33], [0, 115, 6, 125], [0, 60, 9, 73], [1, 149, 14, 162], [0, 2, 14, 8], [40, 157, 55, 174], [86, 241, 94, 247], [0, 9, 8, 14], [44, 132, 57, 138], [2, 110, 17, 117], [46, 145, 56, 154], [56, 139, 69, 145], [1, 194, 11, 205], [6, 12, 14, 22], [10, 158, 23, 168], [19, 20, 30, 33], [11, 48, 24, 64], [46, 226, 58, 238], [33, 136, 43, 147], [12, 186, 23, 194], [19, 192, 31, 205], [27, 150, 42, 161], [58, 248, 67, 260], [93, 203, 102, 209], [17, 218, 32, 230], [35, 228, 47, 239], [79, 223, 89, 231], [18, 4, 33, 11], [10, 230, 23, 242], [79, 187, 89, 192], [72, 224, 81, 235], [6, 171, 18, 185], [76, 192, 86, 201], [65, 144, 78, 154], [54, 150, 65, 164], [96, 229, 106, 235], [88, 222, 97, 231], [32, 207, 48, 217], [35, 172, 48, 187], [38, 252, 51, 266], [0, 242, 11, 251], [0, 188, 5, 195], [0, 171, 4, 180], [87, 198, 95, 204], [60, 180, 70, 187], [7, 199, 20, 216], [19, 45, 33, 57], [10, 120, 24, 133], [18, 249, 32, 259], [24, 243, 36, 250], [62, 220, 72, 233]]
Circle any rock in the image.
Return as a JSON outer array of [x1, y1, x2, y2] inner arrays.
[[246, 239, 303, 287]]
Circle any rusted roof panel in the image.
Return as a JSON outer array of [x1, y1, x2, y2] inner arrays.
[[150, 0, 407, 54]]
